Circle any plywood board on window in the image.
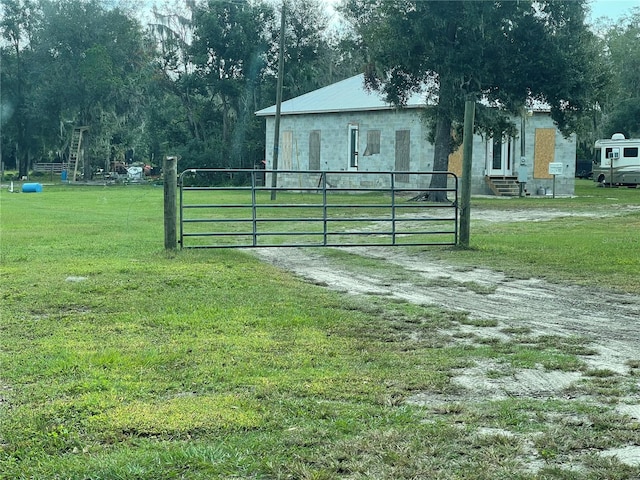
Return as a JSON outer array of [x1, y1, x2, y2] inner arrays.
[[309, 131, 320, 170], [448, 146, 463, 176], [395, 130, 410, 182], [534, 128, 556, 179], [281, 131, 293, 170], [364, 130, 381, 156]]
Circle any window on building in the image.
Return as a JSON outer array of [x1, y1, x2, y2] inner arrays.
[[349, 125, 359, 169], [309, 131, 321, 170], [363, 130, 381, 156], [395, 130, 410, 182], [281, 131, 293, 169]]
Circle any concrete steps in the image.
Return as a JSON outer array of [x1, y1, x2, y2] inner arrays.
[[485, 176, 520, 196]]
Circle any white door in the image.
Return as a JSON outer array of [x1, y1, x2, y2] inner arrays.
[[487, 136, 514, 176]]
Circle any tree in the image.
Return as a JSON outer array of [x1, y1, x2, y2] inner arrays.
[[37, 0, 151, 177], [188, 0, 273, 168], [341, 0, 601, 201], [147, 0, 357, 172], [1, 0, 151, 178], [148, 0, 202, 152], [1, 0, 44, 176], [601, 8, 640, 138], [248, 0, 360, 106], [275, 0, 333, 99]]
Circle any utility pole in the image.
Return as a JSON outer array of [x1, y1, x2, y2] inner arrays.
[[270, 1, 286, 201], [459, 99, 475, 248]]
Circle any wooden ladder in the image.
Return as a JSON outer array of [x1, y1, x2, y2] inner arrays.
[[68, 126, 89, 182]]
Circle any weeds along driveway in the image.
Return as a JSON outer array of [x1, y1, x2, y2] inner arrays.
[[250, 207, 640, 468]]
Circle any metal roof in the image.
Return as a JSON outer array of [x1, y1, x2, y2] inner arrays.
[[255, 74, 427, 117], [255, 73, 551, 117]]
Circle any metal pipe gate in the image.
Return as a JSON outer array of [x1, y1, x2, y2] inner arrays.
[[179, 169, 458, 249]]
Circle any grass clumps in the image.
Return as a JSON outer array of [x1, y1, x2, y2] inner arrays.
[[90, 394, 264, 438], [2, 184, 640, 479]]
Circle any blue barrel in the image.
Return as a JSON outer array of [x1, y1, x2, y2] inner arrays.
[[22, 183, 43, 193], [61, 169, 68, 181]]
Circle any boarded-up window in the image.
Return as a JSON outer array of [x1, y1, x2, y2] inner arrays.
[[281, 131, 293, 170], [448, 145, 463, 177], [363, 130, 381, 156], [395, 130, 410, 182], [533, 128, 556, 179], [309, 131, 321, 170]]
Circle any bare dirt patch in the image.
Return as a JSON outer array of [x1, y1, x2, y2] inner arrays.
[[250, 207, 640, 469], [253, 244, 640, 374], [252, 208, 640, 373]]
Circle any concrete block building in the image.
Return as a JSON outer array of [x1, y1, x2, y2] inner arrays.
[[256, 74, 576, 196]]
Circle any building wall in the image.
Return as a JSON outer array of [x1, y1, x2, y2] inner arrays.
[[262, 108, 576, 195], [447, 112, 575, 196], [527, 114, 576, 196], [263, 109, 430, 189]]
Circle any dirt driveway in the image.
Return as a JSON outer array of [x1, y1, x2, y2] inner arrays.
[[250, 207, 640, 467]]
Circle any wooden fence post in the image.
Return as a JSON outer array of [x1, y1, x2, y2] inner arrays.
[[459, 99, 476, 248], [164, 156, 178, 250]]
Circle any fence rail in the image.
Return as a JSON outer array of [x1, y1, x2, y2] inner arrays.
[[33, 163, 65, 173], [179, 169, 458, 249]]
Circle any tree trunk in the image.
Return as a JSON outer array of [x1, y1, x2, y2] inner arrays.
[[222, 99, 230, 147], [184, 94, 202, 142], [430, 112, 452, 199], [411, 68, 457, 203], [412, 106, 452, 203], [17, 148, 31, 179], [83, 132, 92, 181], [27, 150, 33, 178]]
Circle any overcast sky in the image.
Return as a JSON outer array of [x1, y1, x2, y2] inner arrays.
[[323, 0, 639, 23], [589, 0, 639, 21]]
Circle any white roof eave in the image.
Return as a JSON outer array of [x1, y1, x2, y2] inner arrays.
[[255, 104, 426, 117]]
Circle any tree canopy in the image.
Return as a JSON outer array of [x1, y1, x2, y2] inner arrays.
[[0, 0, 637, 179], [601, 8, 640, 138], [1, 0, 350, 177], [1, 0, 151, 176]]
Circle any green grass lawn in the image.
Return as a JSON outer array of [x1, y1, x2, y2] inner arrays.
[[1, 181, 639, 479], [447, 180, 640, 293]]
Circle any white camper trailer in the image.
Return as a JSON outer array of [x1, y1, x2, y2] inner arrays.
[[593, 133, 640, 186]]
